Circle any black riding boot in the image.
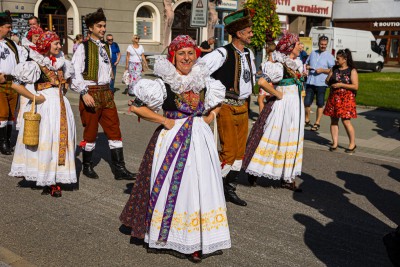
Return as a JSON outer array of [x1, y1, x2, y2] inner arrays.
[[110, 148, 135, 180], [82, 150, 99, 179], [223, 171, 247, 206], [0, 126, 12, 155], [6, 124, 13, 152]]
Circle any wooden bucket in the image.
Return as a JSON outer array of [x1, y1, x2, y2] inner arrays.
[[23, 96, 41, 146]]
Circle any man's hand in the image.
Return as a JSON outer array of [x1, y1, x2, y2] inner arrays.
[[315, 68, 324, 74], [114, 61, 119, 66], [82, 93, 96, 107], [0, 73, 6, 84]]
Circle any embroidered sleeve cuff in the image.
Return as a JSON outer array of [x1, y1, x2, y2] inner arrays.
[[131, 97, 146, 108], [12, 78, 26, 86], [80, 88, 89, 95]]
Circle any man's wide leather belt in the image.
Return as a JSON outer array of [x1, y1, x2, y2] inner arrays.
[[223, 98, 246, 106], [88, 84, 110, 90]]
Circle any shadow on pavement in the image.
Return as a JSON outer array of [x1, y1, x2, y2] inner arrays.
[[293, 172, 392, 266], [337, 170, 400, 226], [304, 129, 332, 147], [359, 109, 400, 140], [381, 164, 400, 183]]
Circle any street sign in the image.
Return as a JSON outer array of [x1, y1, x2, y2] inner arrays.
[[190, 0, 208, 27]]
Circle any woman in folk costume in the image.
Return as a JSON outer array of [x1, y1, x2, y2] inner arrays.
[[9, 31, 77, 197], [120, 35, 230, 262], [242, 33, 305, 192], [15, 26, 44, 130]]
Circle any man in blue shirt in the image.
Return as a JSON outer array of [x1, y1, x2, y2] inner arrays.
[[304, 35, 335, 131], [106, 34, 121, 92]]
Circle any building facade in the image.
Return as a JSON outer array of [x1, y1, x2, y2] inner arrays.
[[3, 0, 334, 56], [275, 0, 333, 36], [332, 0, 400, 64]]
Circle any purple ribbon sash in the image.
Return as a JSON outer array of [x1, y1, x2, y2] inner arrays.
[[145, 102, 204, 244]]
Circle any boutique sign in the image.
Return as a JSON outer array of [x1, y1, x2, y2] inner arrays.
[[275, 0, 332, 18], [373, 21, 400, 28]]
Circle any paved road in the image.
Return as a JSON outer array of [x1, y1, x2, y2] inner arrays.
[[0, 71, 399, 266]]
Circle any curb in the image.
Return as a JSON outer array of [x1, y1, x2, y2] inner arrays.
[[0, 247, 36, 267]]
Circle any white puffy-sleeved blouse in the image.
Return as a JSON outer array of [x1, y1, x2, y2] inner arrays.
[[133, 57, 225, 113], [71, 39, 112, 94], [12, 49, 73, 85]]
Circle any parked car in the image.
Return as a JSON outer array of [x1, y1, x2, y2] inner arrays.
[[309, 26, 384, 72]]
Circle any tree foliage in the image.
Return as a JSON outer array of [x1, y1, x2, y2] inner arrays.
[[243, 0, 281, 50]]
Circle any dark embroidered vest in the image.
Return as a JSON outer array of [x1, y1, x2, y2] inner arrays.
[[162, 83, 206, 112], [211, 43, 253, 100], [4, 38, 19, 64], [82, 40, 110, 81]]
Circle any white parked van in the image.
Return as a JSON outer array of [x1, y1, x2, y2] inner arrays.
[[309, 26, 384, 72]]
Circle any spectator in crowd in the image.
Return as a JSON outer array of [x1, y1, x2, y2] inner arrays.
[[28, 16, 40, 28], [324, 49, 358, 153], [125, 34, 148, 96], [106, 34, 121, 92], [199, 36, 216, 57], [304, 35, 335, 131], [73, 34, 83, 53], [298, 42, 308, 64]]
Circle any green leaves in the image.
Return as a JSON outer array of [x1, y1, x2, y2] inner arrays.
[[244, 0, 281, 50]]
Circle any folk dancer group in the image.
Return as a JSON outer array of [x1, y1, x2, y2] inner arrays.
[[1, 7, 307, 262]]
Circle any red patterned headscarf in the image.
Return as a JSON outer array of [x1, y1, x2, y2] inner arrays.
[[27, 26, 44, 41], [33, 31, 60, 55], [276, 33, 299, 55], [167, 35, 201, 64]]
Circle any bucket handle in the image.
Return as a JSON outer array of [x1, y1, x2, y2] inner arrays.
[[31, 95, 36, 114]]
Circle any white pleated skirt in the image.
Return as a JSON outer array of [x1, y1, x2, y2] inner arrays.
[[246, 84, 304, 182], [145, 117, 231, 254], [9, 87, 77, 186]]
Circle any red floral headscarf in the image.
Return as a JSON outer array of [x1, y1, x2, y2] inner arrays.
[[33, 31, 60, 55], [27, 26, 44, 41], [276, 33, 299, 55], [167, 35, 201, 64]]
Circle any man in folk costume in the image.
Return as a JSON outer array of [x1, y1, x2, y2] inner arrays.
[[71, 8, 134, 180], [0, 10, 25, 155], [203, 9, 256, 206]]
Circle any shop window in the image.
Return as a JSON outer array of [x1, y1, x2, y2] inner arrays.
[[134, 3, 161, 42]]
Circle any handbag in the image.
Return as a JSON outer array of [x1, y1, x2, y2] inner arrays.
[[23, 96, 41, 146], [122, 70, 130, 85]]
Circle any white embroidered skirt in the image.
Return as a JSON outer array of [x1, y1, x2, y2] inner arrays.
[[145, 117, 231, 254], [9, 87, 77, 186], [245, 84, 304, 182]]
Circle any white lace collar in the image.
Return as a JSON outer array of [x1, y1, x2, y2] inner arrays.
[[153, 57, 209, 94], [21, 37, 34, 48], [29, 48, 65, 71], [272, 51, 302, 72]]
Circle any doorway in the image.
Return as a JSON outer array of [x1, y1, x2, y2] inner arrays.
[[38, 0, 68, 55], [388, 37, 399, 62], [171, 2, 199, 44]]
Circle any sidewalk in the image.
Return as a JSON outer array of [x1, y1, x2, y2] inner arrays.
[[66, 66, 400, 163]]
